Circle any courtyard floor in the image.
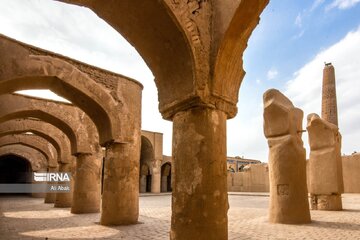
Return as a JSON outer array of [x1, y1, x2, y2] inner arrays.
[[0, 193, 360, 239]]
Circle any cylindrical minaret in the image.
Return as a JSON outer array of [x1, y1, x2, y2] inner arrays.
[[321, 63, 338, 126]]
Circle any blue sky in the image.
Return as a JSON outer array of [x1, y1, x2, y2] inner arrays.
[[231, 0, 360, 160], [244, 0, 360, 88], [0, 0, 359, 161]]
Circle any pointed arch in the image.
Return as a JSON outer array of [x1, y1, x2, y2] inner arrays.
[[0, 35, 142, 144], [57, 0, 195, 117], [0, 145, 48, 171], [0, 119, 73, 163], [0, 94, 96, 154], [0, 135, 56, 167]]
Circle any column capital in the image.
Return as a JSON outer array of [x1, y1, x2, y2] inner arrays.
[[160, 94, 237, 121]]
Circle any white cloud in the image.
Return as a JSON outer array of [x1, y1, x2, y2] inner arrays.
[[326, 0, 360, 10], [295, 0, 325, 32], [310, 0, 326, 11], [292, 30, 305, 40], [267, 69, 278, 80], [285, 26, 360, 156], [295, 13, 303, 27]]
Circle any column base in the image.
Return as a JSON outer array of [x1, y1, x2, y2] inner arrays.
[[31, 193, 45, 198], [311, 194, 342, 210], [44, 193, 56, 203], [54, 195, 72, 208], [71, 193, 100, 213]]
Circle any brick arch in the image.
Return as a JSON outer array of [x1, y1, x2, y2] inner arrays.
[[0, 119, 73, 163], [0, 94, 97, 155], [0, 144, 48, 171], [58, 0, 195, 120], [57, 1, 268, 121], [0, 134, 57, 168], [161, 162, 171, 177], [140, 163, 151, 176], [140, 136, 155, 175], [0, 34, 142, 145], [213, 1, 269, 107], [161, 162, 172, 193]]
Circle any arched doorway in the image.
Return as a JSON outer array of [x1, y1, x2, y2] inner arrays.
[[139, 164, 151, 193], [139, 136, 155, 193], [161, 163, 172, 192], [0, 154, 32, 195]]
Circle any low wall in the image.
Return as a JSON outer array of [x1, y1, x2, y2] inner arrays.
[[342, 153, 360, 193], [306, 154, 360, 193], [229, 155, 360, 193], [227, 163, 269, 192]]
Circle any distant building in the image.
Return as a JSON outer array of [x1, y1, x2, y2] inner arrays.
[[227, 156, 261, 172]]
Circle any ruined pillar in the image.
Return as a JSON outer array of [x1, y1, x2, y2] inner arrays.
[[322, 63, 338, 126], [54, 162, 73, 208], [170, 107, 228, 240], [307, 113, 343, 210], [100, 142, 140, 225], [44, 166, 58, 203], [263, 89, 311, 224], [71, 152, 101, 213]]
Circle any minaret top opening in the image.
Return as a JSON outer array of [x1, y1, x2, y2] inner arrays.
[[324, 62, 332, 67]]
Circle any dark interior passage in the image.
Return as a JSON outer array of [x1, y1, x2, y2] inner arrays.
[[161, 163, 172, 192], [0, 154, 32, 184], [146, 172, 152, 193]]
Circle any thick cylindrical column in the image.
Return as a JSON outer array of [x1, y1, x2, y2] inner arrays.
[[54, 162, 73, 208], [101, 142, 140, 225], [71, 153, 101, 213], [32, 169, 46, 198], [151, 170, 161, 193], [170, 107, 228, 240], [322, 63, 338, 126], [44, 166, 58, 203]]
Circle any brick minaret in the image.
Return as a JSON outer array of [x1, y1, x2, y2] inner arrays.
[[321, 63, 338, 126]]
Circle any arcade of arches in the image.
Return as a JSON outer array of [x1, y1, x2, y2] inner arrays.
[[0, 1, 270, 239]]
